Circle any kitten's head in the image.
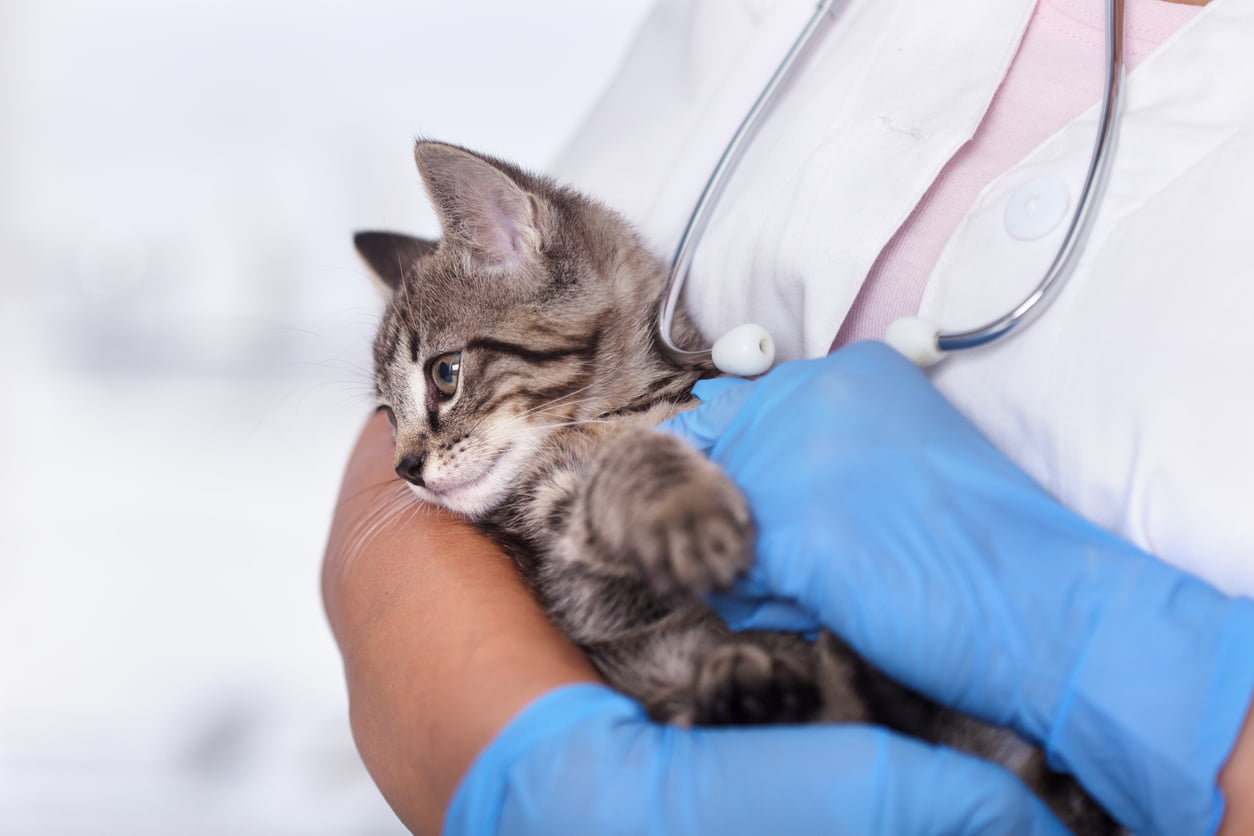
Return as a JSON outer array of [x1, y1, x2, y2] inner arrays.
[[356, 141, 688, 518]]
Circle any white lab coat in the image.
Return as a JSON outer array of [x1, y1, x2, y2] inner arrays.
[[553, 0, 1254, 596]]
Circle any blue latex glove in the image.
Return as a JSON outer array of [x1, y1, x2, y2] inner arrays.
[[447, 683, 1071, 835], [662, 341, 1254, 835]]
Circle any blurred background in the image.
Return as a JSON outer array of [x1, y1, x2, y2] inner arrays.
[[0, 1, 654, 833]]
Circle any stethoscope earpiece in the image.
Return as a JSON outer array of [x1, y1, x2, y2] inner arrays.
[[884, 317, 945, 368], [711, 323, 775, 376]]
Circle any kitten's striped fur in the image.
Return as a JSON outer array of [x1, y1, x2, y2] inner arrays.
[[356, 141, 1116, 834]]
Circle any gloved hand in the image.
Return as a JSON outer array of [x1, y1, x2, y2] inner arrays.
[[661, 341, 1254, 836], [446, 683, 1070, 836]]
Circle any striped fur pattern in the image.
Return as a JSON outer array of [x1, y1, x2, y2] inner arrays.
[[356, 142, 1116, 835]]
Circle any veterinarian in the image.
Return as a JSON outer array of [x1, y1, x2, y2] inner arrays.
[[322, 0, 1254, 832]]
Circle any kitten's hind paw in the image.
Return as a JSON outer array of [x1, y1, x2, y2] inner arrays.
[[691, 639, 823, 726]]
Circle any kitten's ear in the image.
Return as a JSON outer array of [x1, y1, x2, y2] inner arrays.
[[414, 142, 547, 273], [353, 231, 438, 296]]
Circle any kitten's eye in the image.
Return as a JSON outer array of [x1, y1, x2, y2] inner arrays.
[[429, 351, 462, 397]]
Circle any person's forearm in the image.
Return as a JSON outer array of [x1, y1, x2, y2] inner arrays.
[[1220, 700, 1254, 835], [322, 412, 601, 834]]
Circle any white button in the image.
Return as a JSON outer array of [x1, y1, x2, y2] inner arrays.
[[1004, 175, 1070, 241]]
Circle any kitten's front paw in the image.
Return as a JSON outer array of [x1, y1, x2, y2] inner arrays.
[[580, 430, 753, 598]]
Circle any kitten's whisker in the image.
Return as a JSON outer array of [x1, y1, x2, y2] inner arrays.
[[337, 475, 409, 510], [499, 401, 601, 431], [499, 392, 608, 429], [507, 380, 602, 421], [458, 363, 602, 438], [345, 480, 430, 557], [473, 394, 605, 438], [525, 418, 616, 431]]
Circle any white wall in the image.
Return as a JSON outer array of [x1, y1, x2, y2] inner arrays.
[[0, 2, 654, 833]]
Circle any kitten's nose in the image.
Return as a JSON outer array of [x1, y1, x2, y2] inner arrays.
[[396, 452, 428, 487]]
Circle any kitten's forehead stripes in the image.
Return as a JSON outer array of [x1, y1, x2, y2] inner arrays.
[[465, 332, 601, 415], [465, 336, 599, 366]]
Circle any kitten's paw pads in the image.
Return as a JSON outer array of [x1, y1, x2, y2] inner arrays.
[[691, 642, 822, 726], [585, 432, 753, 597], [635, 483, 753, 596]]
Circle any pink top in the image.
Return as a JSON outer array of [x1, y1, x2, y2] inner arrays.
[[832, 0, 1200, 349]]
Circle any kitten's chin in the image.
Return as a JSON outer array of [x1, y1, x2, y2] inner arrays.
[[408, 477, 502, 520], [409, 442, 529, 520]]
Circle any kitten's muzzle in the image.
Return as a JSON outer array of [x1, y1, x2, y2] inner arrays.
[[396, 451, 428, 487]]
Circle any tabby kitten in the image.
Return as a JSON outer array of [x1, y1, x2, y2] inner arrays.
[[356, 141, 1116, 835]]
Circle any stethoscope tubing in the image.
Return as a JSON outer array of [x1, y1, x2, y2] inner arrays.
[[657, 0, 845, 365], [657, 0, 1127, 367], [936, 0, 1125, 352]]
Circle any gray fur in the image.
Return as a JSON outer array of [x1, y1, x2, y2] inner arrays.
[[358, 140, 1117, 835]]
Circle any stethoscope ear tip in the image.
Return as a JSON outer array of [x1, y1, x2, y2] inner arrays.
[[712, 323, 776, 376], [884, 317, 946, 368]]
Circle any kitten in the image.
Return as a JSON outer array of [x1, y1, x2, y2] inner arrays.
[[355, 140, 1116, 835]]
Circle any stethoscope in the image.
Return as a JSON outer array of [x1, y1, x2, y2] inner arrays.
[[657, 0, 1126, 376]]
